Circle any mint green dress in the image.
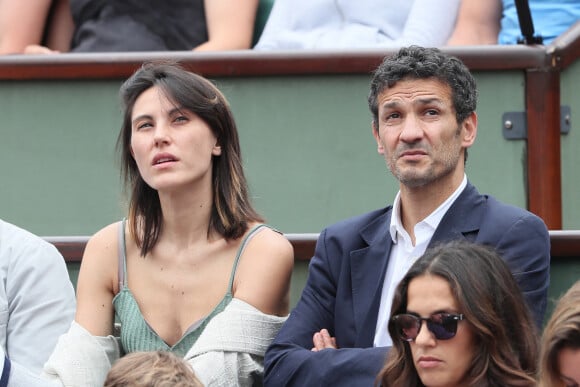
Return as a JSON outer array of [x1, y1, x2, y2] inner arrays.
[[112, 221, 269, 357]]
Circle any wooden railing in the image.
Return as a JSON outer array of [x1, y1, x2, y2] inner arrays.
[[0, 45, 549, 80], [45, 231, 580, 263]]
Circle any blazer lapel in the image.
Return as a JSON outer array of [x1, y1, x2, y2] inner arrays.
[[349, 210, 393, 347], [430, 182, 485, 246]]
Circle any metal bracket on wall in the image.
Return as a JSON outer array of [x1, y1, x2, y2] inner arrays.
[[502, 105, 571, 140]]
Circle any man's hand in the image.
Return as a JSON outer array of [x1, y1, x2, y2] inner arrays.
[[311, 329, 338, 351]]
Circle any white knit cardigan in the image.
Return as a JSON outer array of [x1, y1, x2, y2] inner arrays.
[[7, 298, 286, 387]]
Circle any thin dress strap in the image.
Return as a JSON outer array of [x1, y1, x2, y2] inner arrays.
[[226, 224, 269, 292], [117, 218, 128, 290]]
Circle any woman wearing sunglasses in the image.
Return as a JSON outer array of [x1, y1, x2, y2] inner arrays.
[[377, 240, 538, 387]]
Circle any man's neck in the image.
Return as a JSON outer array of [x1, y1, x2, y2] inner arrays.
[[399, 173, 465, 238]]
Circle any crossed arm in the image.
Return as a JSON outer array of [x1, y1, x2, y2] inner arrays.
[[447, 0, 503, 45], [264, 230, 389, 387], [0, 0, 73, 54], [193, 0, 258, 51]]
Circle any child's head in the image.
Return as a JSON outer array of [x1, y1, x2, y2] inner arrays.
[[104, 350, 203, 387]]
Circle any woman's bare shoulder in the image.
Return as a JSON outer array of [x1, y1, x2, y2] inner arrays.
[[85, 222, 122, 255], [233, 225, 294, 315], [80, 221, 124, 273], [252, 225, 294, 255]]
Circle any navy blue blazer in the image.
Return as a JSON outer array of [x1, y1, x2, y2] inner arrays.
[[264, 182, 550, 387]]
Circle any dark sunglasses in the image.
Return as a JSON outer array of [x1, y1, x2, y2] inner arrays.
[[391, 312, 465, 341]]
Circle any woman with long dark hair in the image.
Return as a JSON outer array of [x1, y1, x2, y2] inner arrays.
[[378, 240, 538, 387], [0, 62, 294, 387]]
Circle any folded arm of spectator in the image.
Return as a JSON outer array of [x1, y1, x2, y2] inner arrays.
[[194, 0, 258, 51], [0, 0, 52, 54], [447, 0, 502, 45], [0, 0, 73, 54]]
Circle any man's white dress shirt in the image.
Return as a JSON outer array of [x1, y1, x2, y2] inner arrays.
[[374, 176, 467, 347]]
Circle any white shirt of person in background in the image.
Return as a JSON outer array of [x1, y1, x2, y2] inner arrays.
[[255, 0, 461, 49], [0, 219, 76, 375]]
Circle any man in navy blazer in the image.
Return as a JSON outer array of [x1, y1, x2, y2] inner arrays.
[[264, 46, 550, 386]]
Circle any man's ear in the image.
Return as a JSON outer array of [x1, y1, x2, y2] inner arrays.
[[461, 112, 477, 148], [372, 121, 385, 154]]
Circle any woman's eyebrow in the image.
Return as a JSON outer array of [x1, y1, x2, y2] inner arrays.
[[132, 114, 152, 125]]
